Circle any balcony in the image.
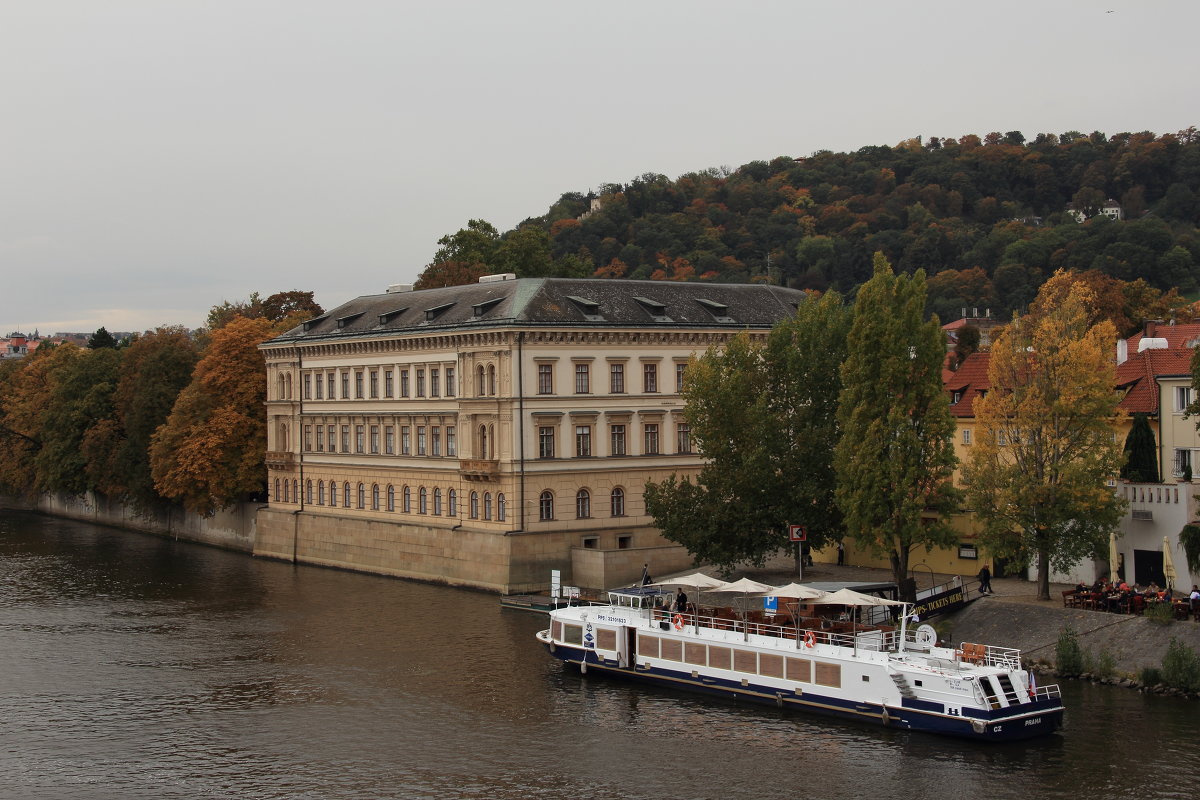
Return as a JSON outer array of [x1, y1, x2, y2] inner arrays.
[[265, 451, 298, 470], [459, 459, 500, 481]]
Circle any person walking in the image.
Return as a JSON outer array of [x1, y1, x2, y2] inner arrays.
[[976, 565, 993, 595]]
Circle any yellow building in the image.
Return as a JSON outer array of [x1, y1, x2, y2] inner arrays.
[[256, 274, 808, 593]]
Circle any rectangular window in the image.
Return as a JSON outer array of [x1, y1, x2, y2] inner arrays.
[[341, 372, 350, 399], [303, 374, 312, 400], [370, 425, 380, 454], [962, 429, 972, 446], [677, 422, 692, 454], [538, 364, 554, 394], [341, 425, 350, 453], [384, 370, 394, 398], [610, 424, 626, 456], [431, 426, 441, 456], [445, 367, 456, 397], [430, 368, 440, 397], [610, 362, 625, 393], [327, 425, 336, 453], [355, 424, 365, 453], [539, 426, 555, 459], [575, 363, 590, 394], [315, 374, 323, 399], [575, 425, 592, 457], [1177, 386, 1193, 412], [369, 371, 379, 399], [401, 426, 411, 455], [400, 369, 410, 397], [326, 372, 335, 399], [303, 425, 312, 451], [676, 362, 686, 392], [416, 369, 426, 397], [417, 426, 427, 455], [316, 425, 325, 452], [1175, 448, 1193, 477], [355, 372, 364, 399], [385, 426, 394, 454], [446, 426, 456, 456], [643, 363, 658, 393], [644, 423, 659, 455]]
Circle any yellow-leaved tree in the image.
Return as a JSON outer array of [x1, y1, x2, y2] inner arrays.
[[962, 282, 1126, 600]]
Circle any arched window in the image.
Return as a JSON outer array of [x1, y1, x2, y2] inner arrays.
[[476, 365, 486, 397], [483, 492, 492, 520], [403, 485, 412, 513], [283, 480, 290, 503], [318, 480, 325, 505], [479, 425, 488, 460], [470, 491, 479, 519], [286, 373, 293, 399], [278, 422, 289, 449], [497, 493, 506, 521], [329, 481, 337, 507], [434, 488, 443, 515], [539, 490, 554, 521], [276, 374, 286, 400], [487, 364, 496, 395], [576, 488, 591, 519], [343, 482, 351, 508], [292, 480, 298, 504], [419, 487, 428, 514], [448, 489, 458, 517], [489, 424, 496, 458], [306, 479, 313, 505], [387, 484, 395, 511], [611, 487, 625, 517], [274, 478, 281, 502], [371, 484, 380, 511], [357, 483, 365, 509]]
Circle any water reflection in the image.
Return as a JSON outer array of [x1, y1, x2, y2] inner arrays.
[[1, 511, 1197, 800]]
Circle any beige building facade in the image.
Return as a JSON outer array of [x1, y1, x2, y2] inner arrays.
[[257, 275, 808, 593]]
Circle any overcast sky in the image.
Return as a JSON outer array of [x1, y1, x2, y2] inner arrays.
[[2, 1, 1196, 336]]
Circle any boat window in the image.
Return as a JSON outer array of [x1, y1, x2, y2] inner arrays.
[[638, 634, 660, 659], [708, 646, 732, 671], [733, 649, 757, 674], [814, 662, 841, 688], [660, 639, 683, 662], [596, 629, 617, 651], [563, 624, 583, 645], [684, 642, 706, 666], [786, 657, 811, 683], [759, 653, 784, 678], [551, 620, 562, 640]]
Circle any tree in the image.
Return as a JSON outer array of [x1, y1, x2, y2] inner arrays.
[[149, 316, 276, 515], [645, 292, 850, 572], [951, 324, 981, 371], [834, 253, 960, 595], [962, 283, 1126, 601], [1121, 413, 1159, 483], [87, 327, 118, 349]]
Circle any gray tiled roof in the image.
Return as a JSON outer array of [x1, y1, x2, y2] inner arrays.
[[265, 278, 808, 344]]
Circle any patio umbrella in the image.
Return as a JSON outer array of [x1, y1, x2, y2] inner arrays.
[[646, 572, 724, 632], [1109, 531, 1121, 583], [767, 583, 829, 635], [809, 588, 908, 655], [1163, 536, 1178, 592], [710, 578, 776, 640]]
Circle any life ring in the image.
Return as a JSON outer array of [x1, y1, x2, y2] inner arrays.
[[803, 630, 816, 648], [672, 614, 685, 631]]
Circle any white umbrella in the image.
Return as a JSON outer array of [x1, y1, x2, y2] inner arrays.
[[1109, 531, 1121, 583], [646, 572, 724, 633], [767, 582, 829, 600], [1163, 536, 1178, 592], [808, 587, 905, 607], [710, 578, 776, 640]]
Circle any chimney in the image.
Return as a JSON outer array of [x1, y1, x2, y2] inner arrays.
[[1144, 319, 1161, 338]]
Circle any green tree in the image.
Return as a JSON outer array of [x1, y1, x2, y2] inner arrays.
[[87, 327, 118, 349], [834, 253, 960, 595], [1121, 413, 1159, 483], [963, 283, 1126, 600], [645, 292, 850, 572]]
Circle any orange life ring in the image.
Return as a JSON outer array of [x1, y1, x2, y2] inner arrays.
[[672, 614, 685, 631], [803, 630, 816, 648]]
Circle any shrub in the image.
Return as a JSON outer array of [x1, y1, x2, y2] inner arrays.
[[1140, 666, 1163, 686], [1087, 649, 1116, 680], [1144, 600, 1174, 625], [1161, 637, 1200, 693], [1055, 627, 1085, 676]]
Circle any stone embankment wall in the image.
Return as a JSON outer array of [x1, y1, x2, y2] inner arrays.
[[2, 491, 259, 553], [944, 597, 1200, 676]]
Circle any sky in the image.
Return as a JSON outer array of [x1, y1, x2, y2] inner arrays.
[[2, 1, 1197, 336]]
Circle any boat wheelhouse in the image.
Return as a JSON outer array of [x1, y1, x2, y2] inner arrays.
[[536, 582, 1063, 741]]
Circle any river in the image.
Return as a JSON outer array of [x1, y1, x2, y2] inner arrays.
[[0, 511, 1196, 800]]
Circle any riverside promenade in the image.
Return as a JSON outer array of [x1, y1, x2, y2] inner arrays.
[[704, 554, 1200, 677]]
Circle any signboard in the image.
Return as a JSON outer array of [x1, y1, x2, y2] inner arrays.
[[909, 584, 967, 620], [788, 524, 807, 542], [551, 569, 561, 599], [763, 596, 778, 614]]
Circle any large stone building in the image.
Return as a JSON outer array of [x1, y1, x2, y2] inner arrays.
[[256, 275, 809, 593]]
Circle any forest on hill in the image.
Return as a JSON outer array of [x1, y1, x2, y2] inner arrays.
[[417, 129, 1200, 327]]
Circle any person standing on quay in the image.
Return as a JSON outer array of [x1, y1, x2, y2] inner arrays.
[[977, 565, 992, 595]]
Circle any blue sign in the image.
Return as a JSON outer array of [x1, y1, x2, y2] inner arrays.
[[763, 596, 778, 613]]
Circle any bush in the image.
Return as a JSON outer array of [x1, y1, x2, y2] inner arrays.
[[1056, 627, 1085, 676], [1086, 648, 1116, 680], [1140, 666, 1163, 686], [1144, 600, 1175, 625], [1161, 637, 1200, 693]]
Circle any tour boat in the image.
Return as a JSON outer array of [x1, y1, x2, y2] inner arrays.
[[536, 581, 1064, 741]]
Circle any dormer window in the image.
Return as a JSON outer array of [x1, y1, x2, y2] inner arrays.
[[472, 298, 504, 318], [695, 298, 733, 323], [952, 391, 962, 405], [336, 312, 363, 329], [302, 315, 328, 332], [424, 302, 455, 322], [378, 307, 408, 325], [633, 296, 671, 322], [566, 296, 605, 322]]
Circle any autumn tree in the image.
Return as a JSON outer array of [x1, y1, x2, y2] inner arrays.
[[149, 316, 276, 515], [834, 253, 960, 595], [644, 292, 850, 572], [962, 284, 1126, 601]]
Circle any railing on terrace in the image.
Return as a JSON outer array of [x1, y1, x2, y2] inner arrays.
[[652, 609, 902, 651]]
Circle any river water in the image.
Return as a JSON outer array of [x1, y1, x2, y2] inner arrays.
[[1, 511, 1196, 800]]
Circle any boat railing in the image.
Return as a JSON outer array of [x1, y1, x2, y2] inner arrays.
[[652, 609, 900, 651], [957, 642, 1022, 670], [1031, 683, 1061, 702]]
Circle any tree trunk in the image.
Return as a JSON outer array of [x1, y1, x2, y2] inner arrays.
[[1036, 544, 1051, 601]]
